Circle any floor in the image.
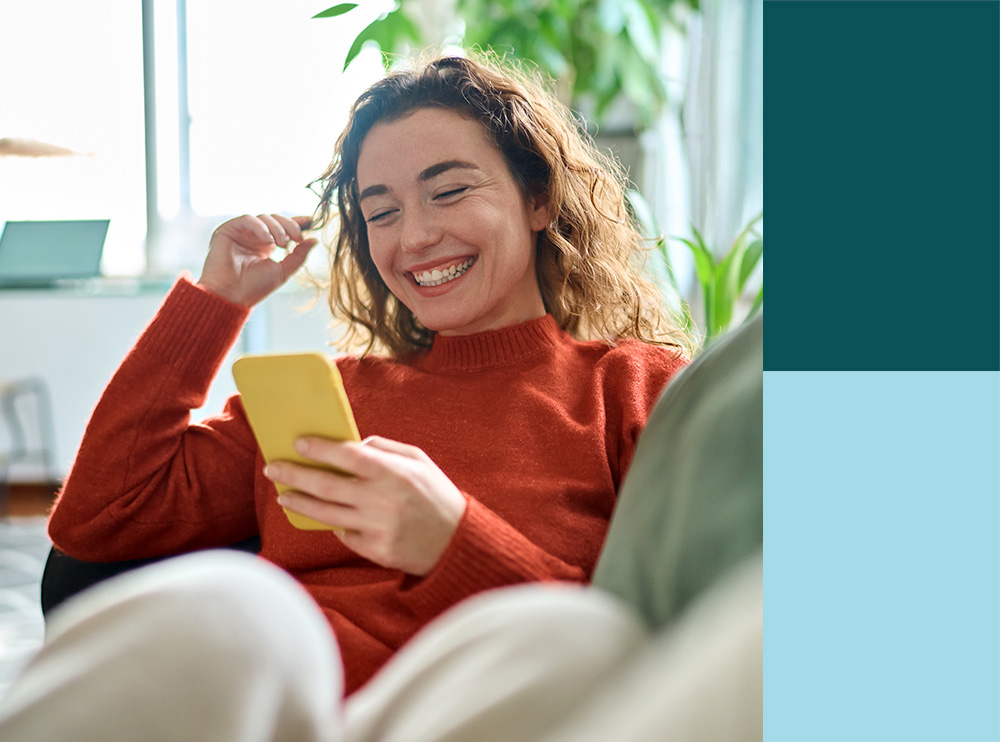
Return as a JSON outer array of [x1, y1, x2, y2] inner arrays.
[[0, 488, 54, 704]]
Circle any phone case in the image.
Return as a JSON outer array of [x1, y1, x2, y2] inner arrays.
[[232, 352, 361, 530]]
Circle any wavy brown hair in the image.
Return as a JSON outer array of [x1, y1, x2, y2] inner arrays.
[[309, 51, 691, 357]]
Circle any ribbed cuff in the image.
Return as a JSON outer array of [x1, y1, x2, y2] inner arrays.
[[399, 497, 559, 618], [135, 275, 250, 385]]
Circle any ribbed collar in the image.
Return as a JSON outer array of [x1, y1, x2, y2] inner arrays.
[[416, 314, 564, 372]]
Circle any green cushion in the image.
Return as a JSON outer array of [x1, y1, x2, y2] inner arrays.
[[593, 312, 763, 631]]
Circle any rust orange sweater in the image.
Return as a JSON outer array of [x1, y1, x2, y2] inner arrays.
[[49, 277, 686, 694]]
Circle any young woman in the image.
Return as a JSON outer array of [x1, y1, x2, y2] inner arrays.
[[24, 53, 689, 726]]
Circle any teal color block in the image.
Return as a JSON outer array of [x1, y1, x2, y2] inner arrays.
[[765, 1, 999, 371], [764, 371, 1000, 741]]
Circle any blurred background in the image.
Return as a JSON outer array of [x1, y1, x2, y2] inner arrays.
[[0, 0, 761, 483]]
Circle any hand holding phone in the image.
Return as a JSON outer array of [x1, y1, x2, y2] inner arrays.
[[232, 352, 360, 530]]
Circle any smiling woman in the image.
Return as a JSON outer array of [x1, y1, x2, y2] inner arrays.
[[358, 108, 550, 337], [313, 54, 692, 357], [10, 51, 694, 737]]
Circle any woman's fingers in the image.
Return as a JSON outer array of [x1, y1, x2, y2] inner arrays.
[[257, 213, 291, 247], [214, 215, 271, 251], [268, 436, 465, 574], [284, 214, 317, 243], [277, 238, 317, 280], [360, 435, 429, 461], [293, 436, 398, 480], [215, 213, 312, 252], [199, 212, 318, 306], [277, 490, 364, 532], [260, 213, 316, 247], [272, 213, 312, 243], [264, 460, 361, 506]]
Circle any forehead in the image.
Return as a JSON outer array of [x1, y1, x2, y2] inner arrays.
[[356, 107, 503, 186]]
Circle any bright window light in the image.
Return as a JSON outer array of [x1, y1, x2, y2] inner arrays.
[[155, 0, 390, 275], [1, 0, 390, 278], [0, 1, 146, 276]]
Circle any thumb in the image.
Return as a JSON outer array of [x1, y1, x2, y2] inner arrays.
[[277, 238, 317, 280]]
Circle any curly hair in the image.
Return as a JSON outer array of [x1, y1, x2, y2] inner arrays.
[[309, 51, 691, 357]]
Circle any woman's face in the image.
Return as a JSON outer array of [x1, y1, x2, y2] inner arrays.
[[356, 107, 549, 337]]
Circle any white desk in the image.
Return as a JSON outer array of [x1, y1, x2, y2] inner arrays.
[[0, 280, 339, 479]]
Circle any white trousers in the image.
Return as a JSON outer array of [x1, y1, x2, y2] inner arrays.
[[0, 551, 761, 741]]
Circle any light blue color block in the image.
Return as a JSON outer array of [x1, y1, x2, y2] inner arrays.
[[764, 371, 1000, 741]]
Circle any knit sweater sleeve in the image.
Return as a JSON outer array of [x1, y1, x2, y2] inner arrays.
[[48, 276, 260, 561], [397, 495, 588, 619], [604, 341, 690, 483]]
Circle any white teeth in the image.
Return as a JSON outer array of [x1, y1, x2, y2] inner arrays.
[[413, 259, 474, 287]]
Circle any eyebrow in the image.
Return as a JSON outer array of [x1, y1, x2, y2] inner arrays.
[[358, 160, 480, 202]]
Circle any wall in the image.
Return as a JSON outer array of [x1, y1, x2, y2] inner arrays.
[[0, 281, 338, 480]]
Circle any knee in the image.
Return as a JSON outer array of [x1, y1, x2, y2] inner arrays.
[[460, 583, 642, 632], [47, 550, 339, 687], [3, 552, 342, 740], [420, 583, 646, 670]]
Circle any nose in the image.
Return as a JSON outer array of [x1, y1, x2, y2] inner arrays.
[[399, 207, 442, 254]]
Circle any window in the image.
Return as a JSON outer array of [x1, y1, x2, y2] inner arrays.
[[0, 1, 146, 275], [152, 0, 389, 274], [0, 0, 388, 278]]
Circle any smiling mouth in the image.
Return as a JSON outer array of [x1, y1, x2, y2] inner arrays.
[[411, 258, 475, 287]]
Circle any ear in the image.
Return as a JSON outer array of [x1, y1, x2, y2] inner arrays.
[[527, 192, 552, 232]]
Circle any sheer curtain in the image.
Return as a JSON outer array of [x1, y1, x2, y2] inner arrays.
[[643, 0, 763, 298], [683, 0, 764, 251]]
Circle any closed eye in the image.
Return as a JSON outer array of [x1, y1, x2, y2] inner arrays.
[[435, 187, 468, 200], [365, 209, 397, 224]]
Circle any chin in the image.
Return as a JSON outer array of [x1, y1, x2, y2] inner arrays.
[[414, 310, 481, 337]]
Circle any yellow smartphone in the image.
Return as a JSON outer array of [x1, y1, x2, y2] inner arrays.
[[232, 352, 361, 530]]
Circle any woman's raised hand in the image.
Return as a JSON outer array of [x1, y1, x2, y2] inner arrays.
[[198, 214, 317, 307], [264, 436, 469, 576]]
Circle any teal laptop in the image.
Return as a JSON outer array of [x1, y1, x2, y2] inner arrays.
[[0, 219, 109, 289]]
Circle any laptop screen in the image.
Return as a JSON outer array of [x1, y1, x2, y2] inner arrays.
[[0, 219, 109, 286]]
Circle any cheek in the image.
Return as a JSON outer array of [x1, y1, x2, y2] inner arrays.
[[366, 237, 397, 285]]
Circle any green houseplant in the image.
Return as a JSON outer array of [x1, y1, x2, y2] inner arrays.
[[629, 191, 762, 348], [675, 214, 763, 343], [314, 0, 698, 129]]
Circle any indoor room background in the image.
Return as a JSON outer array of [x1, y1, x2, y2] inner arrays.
[[0, 0, 762, 482]]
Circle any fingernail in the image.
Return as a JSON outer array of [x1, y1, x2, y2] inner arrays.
[[294, 438, 308, 454], [264, 464, 277, 479]]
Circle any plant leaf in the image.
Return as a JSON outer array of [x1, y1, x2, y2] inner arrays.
[[622, 0, 660, 63], [711, 241, 743, 336], [702, 280, 715, 342], [343, 17, 384, 71], [738, 237, 763, 290], [730, 210, 763, 252], [626, 189, 684, 300], [342, 7, 420, 72], [674, 236, 713, 286], [313, 3, 358, 19]]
